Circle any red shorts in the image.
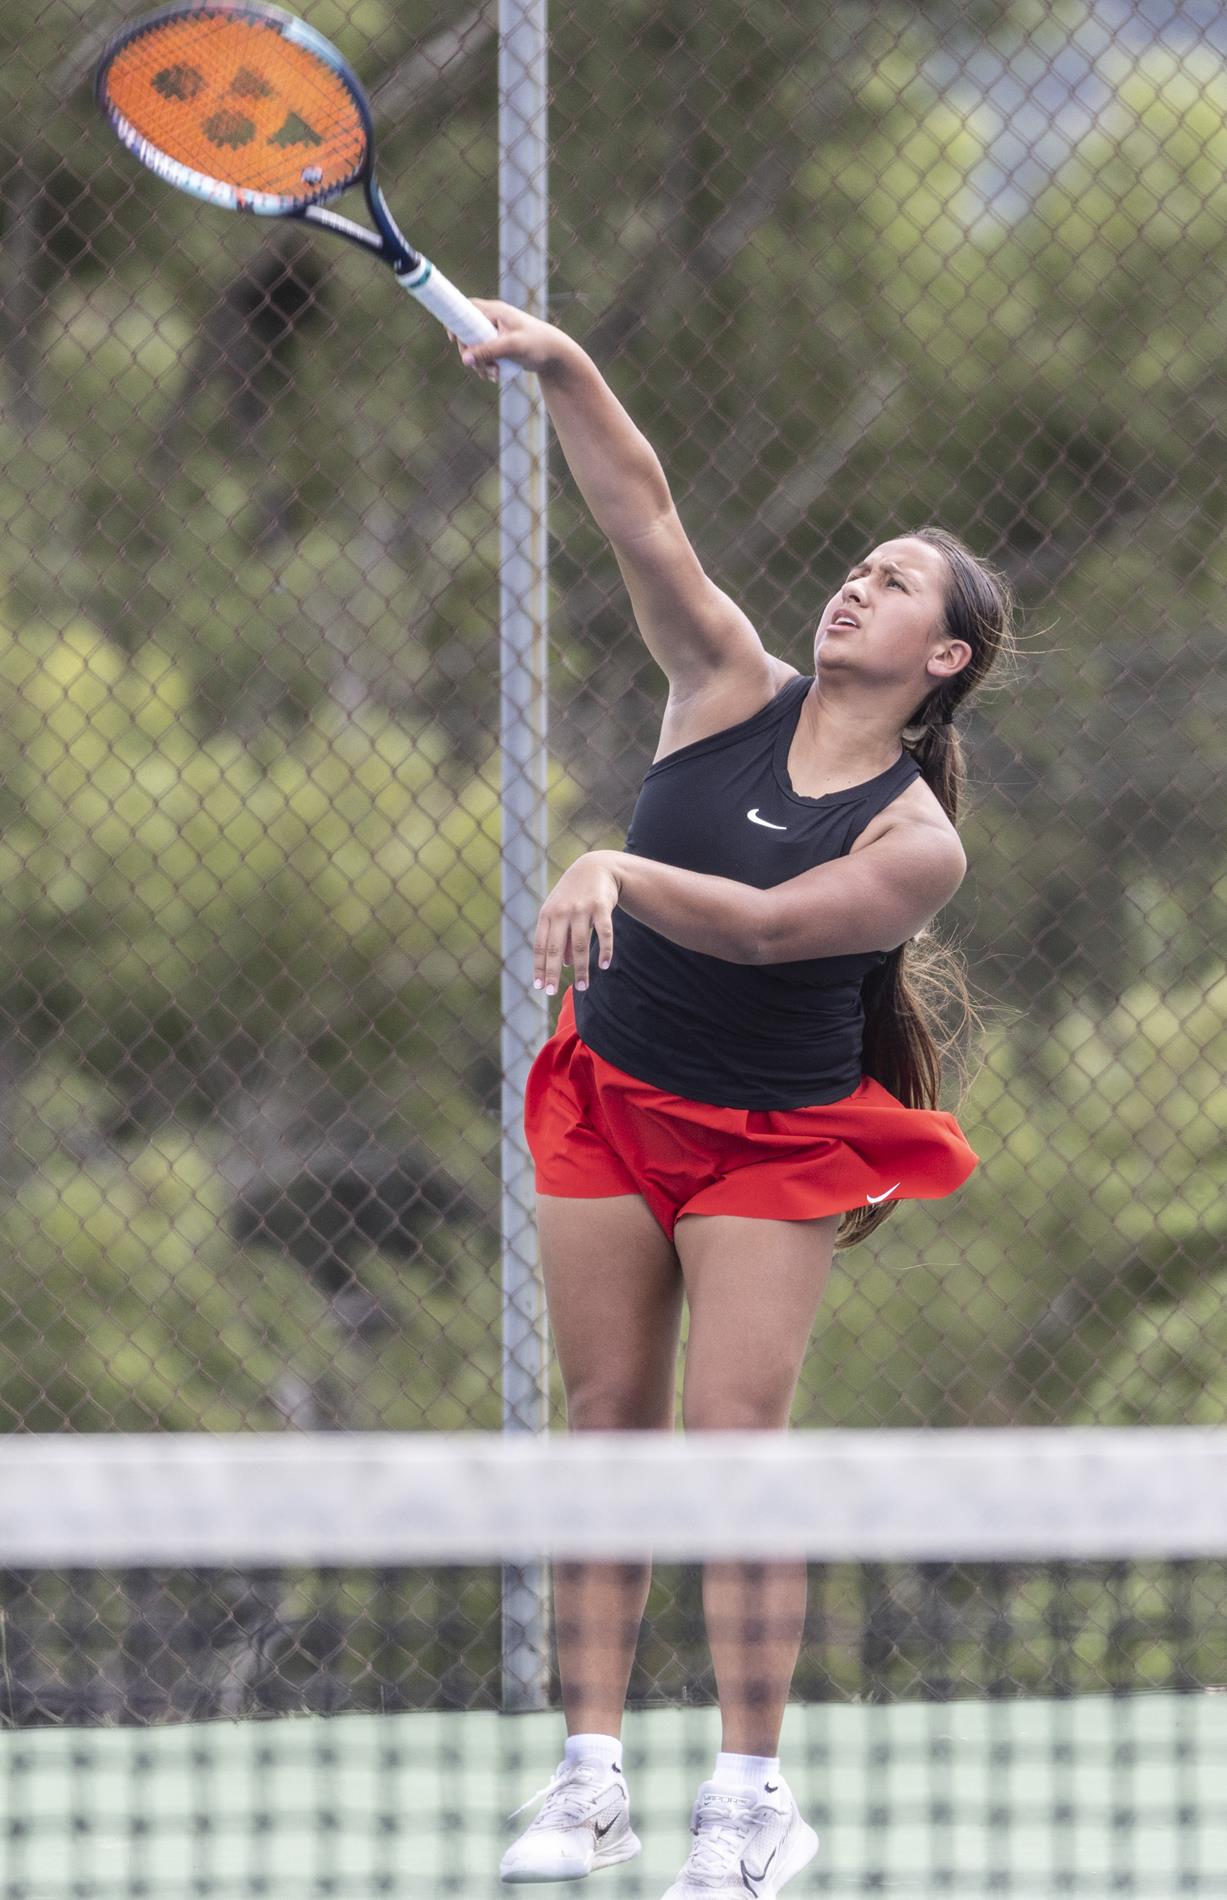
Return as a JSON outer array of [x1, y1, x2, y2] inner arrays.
[[524, 990, 979, 1240]]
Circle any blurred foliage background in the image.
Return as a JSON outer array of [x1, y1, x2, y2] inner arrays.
[[0, 0, 1224, 1436]]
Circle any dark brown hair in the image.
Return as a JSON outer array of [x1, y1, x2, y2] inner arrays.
[[837, 526, 1017, 1250]]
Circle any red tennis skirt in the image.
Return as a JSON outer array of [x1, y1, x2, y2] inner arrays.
[[524, 990, 978, 1240]]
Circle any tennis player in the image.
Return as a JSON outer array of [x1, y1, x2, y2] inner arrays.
[[458, 305, 1013, 1899]]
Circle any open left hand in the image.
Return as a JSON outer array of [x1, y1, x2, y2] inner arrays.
[[533, 852, 621, 995]]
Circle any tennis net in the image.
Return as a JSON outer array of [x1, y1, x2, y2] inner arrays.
[[1, 1428, 1225, 1897]]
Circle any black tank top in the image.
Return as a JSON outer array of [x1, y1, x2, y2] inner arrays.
[[572, 674, 921, 1108]]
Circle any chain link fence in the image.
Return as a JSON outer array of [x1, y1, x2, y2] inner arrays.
[[1, 0, 1225, 1718]]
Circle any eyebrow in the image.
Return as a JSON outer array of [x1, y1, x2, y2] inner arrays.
[[847, 557, 914, 581]]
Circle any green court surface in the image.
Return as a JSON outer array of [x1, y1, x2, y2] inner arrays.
[[3, 1695, 1226, 1898]]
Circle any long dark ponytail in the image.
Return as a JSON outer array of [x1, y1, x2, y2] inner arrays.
[[837, 527, 1017, 1250]]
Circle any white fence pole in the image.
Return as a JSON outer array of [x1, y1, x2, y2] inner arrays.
[[498, 0, 551, 1712]]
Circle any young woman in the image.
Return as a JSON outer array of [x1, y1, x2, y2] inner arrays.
[[456, 305, 1014, 1900]]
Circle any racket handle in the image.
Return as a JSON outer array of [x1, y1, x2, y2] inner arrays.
[[394, 259, 521, 377]]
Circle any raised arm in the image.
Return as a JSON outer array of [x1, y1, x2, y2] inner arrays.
[[459, 301, 772, 696]]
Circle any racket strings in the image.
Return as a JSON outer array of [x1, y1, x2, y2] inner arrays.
[[102, 14, 365, 205]]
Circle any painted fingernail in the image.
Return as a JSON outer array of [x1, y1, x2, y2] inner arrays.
[[576, 980, 587, 992], [600, 960, 611, 970], [532, 978, 543, 990], [545, 983, 556, 996]]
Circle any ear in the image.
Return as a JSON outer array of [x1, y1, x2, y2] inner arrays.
[[928, 639, 972, 683]]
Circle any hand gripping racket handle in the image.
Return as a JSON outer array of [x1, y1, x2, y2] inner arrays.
[[394, 259, 521, 377]]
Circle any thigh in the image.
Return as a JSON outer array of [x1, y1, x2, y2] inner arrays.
[[538, 1194, 685, 1432], [674, 1212, 839, 1431]]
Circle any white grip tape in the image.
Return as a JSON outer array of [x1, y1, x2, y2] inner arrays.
[[395, 260, 520, 375]]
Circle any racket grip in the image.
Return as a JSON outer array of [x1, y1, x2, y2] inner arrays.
[[395, 259, 521, 377]]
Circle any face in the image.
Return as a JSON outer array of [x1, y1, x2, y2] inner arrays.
[[814, 536, 971, 695]]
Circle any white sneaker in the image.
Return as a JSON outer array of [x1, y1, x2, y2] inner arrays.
[[659, 1779, 818, 1899], [500, 1755, 642, 1883]]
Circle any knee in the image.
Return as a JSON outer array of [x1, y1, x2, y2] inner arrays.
[[682, 1389, 791, 1434], [566, 1383, 675, 1433]]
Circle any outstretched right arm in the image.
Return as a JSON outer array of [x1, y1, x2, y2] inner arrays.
[[460, 301, 773, 698]]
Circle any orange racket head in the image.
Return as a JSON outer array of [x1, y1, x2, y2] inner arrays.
[[97, 3, 370, 214]]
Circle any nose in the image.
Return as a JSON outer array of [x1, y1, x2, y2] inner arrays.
[[843, 579, 866, 606]]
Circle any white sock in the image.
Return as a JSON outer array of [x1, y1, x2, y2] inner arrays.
[[564, 1732, 623, 1775], [711, 1750, 781, 1796]]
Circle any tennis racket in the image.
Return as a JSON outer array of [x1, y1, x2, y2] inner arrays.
[[96, 1, 508, 362]]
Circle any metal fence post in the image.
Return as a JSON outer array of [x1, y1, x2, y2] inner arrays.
[[499, 0, 551, 1712]]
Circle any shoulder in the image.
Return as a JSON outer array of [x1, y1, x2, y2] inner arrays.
[[823, 786, 966, 947], [851, 776, 966, 879], [654, 656, 802, 762]]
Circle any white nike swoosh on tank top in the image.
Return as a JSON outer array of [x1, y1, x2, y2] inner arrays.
[[746, 808, 787, 830]]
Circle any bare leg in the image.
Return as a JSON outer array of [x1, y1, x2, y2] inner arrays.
[[675, 1212, 839, 1756], [539, 1192, 684, 1737]]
